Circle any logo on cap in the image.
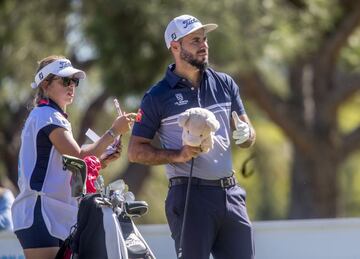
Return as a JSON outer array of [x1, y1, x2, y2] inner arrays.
[[39, 72, 44, 80], [182, 17, 199, 29], [59, 61, 72, 69], [171, 33, 177, 40]]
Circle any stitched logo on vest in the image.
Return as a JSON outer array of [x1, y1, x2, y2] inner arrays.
[[174, 93, 188, 106]]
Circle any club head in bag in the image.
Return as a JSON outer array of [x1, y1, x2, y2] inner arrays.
[[118, 214, 151, 258], [124, 191, 135, 202], [62, 154, 87, 197], [110, 190, 125, 208], [108, 179, 126, 194], [125, 201, 149, 218], [95, 175, 105, 194]]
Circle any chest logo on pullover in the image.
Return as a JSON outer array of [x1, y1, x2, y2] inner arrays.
[[174, 93, 188, 106]]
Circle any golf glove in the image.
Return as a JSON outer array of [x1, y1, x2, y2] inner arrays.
[[232, 111, 250, 145]]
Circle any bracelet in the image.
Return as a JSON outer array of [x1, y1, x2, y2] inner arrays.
[[107, 128, 117, 138]]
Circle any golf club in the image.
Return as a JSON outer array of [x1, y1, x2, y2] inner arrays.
[[177, 157, 195, 259]]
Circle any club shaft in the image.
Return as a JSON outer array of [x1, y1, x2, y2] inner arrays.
[[178, 157, 194, 258]]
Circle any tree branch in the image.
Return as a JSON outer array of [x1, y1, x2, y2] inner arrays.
[[285, 0, 307, 10], [312, 2, 360, 117], [69, 53, 96, 72], [235, 72, 316, 156], [318, 2, 360, 66]]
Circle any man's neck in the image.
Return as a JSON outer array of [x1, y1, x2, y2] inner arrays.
[[174, 62, 202, 87]]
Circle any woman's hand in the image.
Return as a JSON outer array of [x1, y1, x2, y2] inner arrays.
[[100, 140, 122, 168], [111, 112, 137, 136]]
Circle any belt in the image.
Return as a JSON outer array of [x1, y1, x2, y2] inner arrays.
[[168, 176, 237, 189]]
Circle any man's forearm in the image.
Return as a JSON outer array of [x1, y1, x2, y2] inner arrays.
[[128, 142, 180, 165]]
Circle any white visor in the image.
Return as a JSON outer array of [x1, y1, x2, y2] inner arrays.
[[31, 58, 86, 89]]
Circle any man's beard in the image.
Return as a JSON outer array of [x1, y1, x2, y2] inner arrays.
[[180, 46, 208, 71]]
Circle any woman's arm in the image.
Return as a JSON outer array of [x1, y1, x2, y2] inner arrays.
[[50, 113, 136, 159]]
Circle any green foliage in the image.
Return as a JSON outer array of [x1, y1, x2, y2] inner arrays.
[[340, 29, 360, 71], [232, 104, 291, 220], [136, 165, 168, 224], [177, 0, 342, 71], [80, 0, 173, 96], [338, 92, 360, 133], [0, 0, 71, 104], [339, 150, 360, 216], [0, 0, 359, 222]]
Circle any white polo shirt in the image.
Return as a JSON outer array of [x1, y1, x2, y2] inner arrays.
[[12, 101, 78, 240]]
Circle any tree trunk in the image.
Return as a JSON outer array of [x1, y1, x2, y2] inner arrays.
[[114, 162, 152, 196], [289, 144, 339, 218], [76, 90, 110, 145], [2, 149, 19, 194], [0, 98, 32, 191], [112, 135, 162, 196]]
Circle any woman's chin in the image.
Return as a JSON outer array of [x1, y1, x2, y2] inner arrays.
[[67, 96, 74, 103]]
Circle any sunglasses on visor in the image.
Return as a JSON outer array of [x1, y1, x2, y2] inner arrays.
[[50, 76, 80, 87]]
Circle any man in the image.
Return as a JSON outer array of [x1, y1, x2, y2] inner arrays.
[[128, 14, 256, 259]]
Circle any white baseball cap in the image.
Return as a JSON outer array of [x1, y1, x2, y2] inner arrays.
[[164, 14, 218, 49], [31, 58, 86, 89]]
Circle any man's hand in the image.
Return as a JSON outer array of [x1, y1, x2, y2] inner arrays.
[[174, 145, 202, 163], [232, 111, 250, 145]]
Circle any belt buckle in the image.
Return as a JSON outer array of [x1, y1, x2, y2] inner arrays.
[[220, 177, 232, 188]]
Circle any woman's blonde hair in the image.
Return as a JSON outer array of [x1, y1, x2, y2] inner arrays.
[[32, 55, 66, 107]]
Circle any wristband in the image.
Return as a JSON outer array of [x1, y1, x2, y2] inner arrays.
[[107, 128, 117, 138]]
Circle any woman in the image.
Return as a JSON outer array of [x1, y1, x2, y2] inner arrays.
[[11, 55, 136, 259]]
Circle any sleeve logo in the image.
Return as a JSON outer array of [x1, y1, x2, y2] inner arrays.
[[135, 108, 144, 122]]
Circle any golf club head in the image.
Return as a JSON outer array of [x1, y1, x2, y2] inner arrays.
[[125, 201, 149, 217], [94, 175, 105, 193], [124, 191, 135, 202], [108, 179, 126, 194], [94, 196, 112, 207], [62, 154, 87, 197], [110, 190, 125, 208]]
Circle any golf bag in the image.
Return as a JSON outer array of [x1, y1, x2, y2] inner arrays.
[[56, 155, 155, 259]]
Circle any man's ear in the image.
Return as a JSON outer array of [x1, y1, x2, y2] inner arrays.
[[178, 111, 190, 127], [170, 41, 181, 52]]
